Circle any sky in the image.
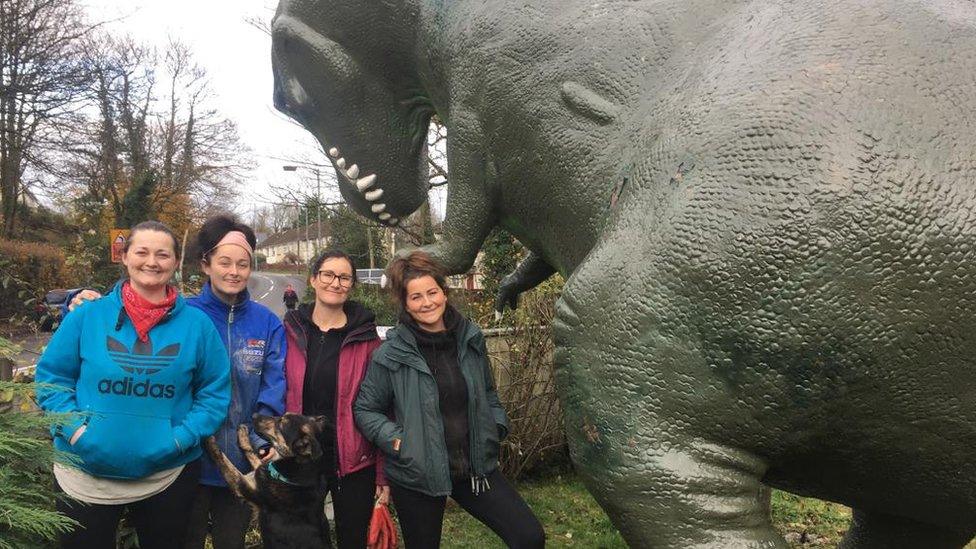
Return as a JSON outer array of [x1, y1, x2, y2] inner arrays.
[[80, 0, 341, 217]]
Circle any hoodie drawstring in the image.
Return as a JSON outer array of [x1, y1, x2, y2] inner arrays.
[[470, 474, 491, 496]]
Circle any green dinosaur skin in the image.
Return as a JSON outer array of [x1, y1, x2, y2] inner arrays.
[[271, 1, 976, 546]]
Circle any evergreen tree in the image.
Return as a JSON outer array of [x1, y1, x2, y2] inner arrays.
[[0, 339, 76, 548], [118, 170, 159, 228]]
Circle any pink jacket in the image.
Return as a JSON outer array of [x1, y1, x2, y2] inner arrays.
[[283, 310, 385, 484]]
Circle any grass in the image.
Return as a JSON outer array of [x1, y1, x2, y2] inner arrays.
[[231, 472, 976, 548], [439, 474, 976, 548], [441, 474, 623, 548]]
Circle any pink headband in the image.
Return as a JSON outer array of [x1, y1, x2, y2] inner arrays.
[[207, 230, 253, 258]]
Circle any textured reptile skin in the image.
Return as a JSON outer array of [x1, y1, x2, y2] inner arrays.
[[270, 1, 976, 546]]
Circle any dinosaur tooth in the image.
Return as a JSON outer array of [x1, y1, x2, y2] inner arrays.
[[336, 157, 346, 169], [346, 164, 360, 179], [378, 212, 391, 221], [371, 203, 386, 213], [356, 174, 377, 191], [365, 188, 384, 201], [328, 147, 339, 157]]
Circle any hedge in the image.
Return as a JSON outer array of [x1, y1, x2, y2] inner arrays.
[[0, 239, 74, 319]]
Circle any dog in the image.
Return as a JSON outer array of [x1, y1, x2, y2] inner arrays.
[[204, 413, 332, 549]]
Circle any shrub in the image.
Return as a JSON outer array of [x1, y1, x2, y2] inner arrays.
[[0, 239, 75, 322], [487, 277, 568, 479], [348, 284, 397, 325]]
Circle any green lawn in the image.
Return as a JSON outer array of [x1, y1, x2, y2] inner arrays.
[[235, 473, 976, 548], [438, 474, 975, 548]]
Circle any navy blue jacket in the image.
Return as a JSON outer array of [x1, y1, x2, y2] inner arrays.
[[188, 282, 287, 486]]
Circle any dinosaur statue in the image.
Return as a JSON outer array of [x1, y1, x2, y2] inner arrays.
[[270, 0, 976, 546]]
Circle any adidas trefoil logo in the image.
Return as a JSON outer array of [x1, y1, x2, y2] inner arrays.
[[107, 336, 180, 375], [98, 336, 180, 399]]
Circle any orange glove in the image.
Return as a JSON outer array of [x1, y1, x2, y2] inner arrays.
[[367, 501, 398, 549]]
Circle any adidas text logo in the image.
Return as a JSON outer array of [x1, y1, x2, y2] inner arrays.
[[97, 376, 176, 399]]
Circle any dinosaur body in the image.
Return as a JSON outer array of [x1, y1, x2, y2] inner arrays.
[[271, 1, 976, 546]]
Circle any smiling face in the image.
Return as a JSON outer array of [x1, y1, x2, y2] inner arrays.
[[122, 230, 178, 299], [404, 275, 448, 332], [202, 244, 252, 303], [310, 256, 355, 308]]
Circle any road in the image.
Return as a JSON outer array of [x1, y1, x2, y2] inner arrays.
[[6, 272, 307, 377], [248, 271, 307, 317]]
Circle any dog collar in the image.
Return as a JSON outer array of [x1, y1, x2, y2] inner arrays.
[[267, 461, 314, 486]]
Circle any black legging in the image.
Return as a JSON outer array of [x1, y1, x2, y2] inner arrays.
[[320, 465, 378, 549], [57, 460, 201, 549], [391, 468, 546, 548], [183, 484, 253, 549]]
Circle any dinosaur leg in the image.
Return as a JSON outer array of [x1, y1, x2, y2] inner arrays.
[[553, 263, 786, 548], [839, 510, 973, 549]]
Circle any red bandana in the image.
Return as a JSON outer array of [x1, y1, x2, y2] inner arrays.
[[121, 281, 177, 342]]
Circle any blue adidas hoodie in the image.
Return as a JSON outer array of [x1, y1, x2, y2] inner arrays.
[[36, 282, 231, 480], [186, 282, 286, 486]]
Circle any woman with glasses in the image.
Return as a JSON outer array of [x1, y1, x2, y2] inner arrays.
[[282, 249, 388, 549]]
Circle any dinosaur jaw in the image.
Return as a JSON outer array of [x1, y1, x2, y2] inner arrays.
[[324, 143, 430, 227]]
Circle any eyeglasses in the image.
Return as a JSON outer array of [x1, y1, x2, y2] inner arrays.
[[316, 270, 354, 287]]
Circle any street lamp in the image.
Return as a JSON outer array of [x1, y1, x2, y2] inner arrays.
[[283, 165, 322, 257]]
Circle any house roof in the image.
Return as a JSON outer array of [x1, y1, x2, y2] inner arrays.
[[257, 221, 331, 249]]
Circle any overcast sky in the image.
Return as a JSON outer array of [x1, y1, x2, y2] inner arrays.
[[81, 0, 339, 217]]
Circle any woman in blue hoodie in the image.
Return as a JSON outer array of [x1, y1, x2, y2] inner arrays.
[[36, 221, 231, 549]]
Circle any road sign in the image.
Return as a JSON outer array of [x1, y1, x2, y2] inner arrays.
[[110, 229, 130, 263]]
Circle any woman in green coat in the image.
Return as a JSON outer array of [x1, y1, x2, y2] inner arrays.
[[354, 251, 545, 549]]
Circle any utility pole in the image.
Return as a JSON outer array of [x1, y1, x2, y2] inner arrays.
[[284, 164, 323, 258], [315, 168, 321, 251]]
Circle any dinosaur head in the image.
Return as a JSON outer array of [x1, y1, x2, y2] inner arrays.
[[271, 0, 433, 226]]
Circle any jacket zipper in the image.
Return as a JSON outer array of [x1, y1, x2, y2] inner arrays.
[[227, 303, 236, 364], [325, 331, 342, 484], [459, 341, 487, 495]]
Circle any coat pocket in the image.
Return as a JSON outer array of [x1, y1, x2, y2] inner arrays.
[[386, 430, 424, 486], [71, 411, 179, 479]]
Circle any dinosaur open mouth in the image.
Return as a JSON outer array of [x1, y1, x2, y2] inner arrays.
[[325, 145, 400, 226]]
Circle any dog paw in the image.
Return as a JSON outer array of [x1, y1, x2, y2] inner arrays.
[[238, 425, 254, 450], [203, 436, 221, 459]]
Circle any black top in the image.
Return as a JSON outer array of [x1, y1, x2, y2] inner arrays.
[[402, 306, 471, 479], [297, 301, 375, 475]]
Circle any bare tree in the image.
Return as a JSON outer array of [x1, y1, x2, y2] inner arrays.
[[58, 35, 249, 236], [0, 0, 94, 237]]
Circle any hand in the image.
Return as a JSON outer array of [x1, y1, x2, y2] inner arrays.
[[68, 424, 87, 445], [69, 289, 102, 312], [392, 438, 401, 453], [375, 484, 390, 505], [258, 446, 278, 463]]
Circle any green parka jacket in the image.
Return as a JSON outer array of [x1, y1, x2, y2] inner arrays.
[[353, 316, 509, 497]]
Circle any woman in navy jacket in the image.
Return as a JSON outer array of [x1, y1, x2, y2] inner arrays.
[[182, 215, 286, 549]]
